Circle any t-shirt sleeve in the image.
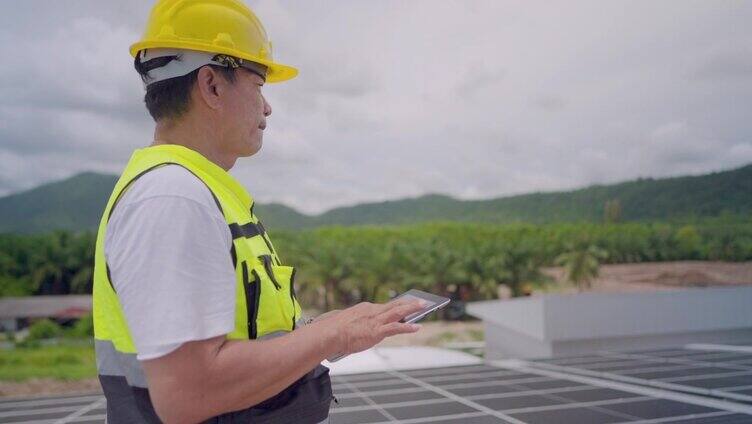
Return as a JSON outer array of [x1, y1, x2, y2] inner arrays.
[[104, 194, 236, 361]]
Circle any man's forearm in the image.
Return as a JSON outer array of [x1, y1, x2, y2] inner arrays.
[[145, 320, 340, 423], [209, 320, 339, 412], [145, 300, 424, 423]]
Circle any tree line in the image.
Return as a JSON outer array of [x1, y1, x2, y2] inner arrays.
[[1, 217, 750, 311]]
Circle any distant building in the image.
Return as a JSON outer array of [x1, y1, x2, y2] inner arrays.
[[0, 295, 92, 332]]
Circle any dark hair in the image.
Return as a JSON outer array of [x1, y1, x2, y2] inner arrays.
[[133, 54, 237, 122]]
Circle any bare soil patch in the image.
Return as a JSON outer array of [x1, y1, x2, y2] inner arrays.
[[542, 260, 752, 294], [0, 378, 101, 398]]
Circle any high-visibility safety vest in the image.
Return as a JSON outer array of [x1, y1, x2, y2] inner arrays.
[[93, 144, 333, 423]]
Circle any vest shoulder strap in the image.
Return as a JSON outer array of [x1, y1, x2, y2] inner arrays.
[[104, 162, 224, 293]]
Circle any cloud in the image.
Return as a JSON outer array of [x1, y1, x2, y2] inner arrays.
[[0, 0, 751, 215], [691, 41, 752, 82]]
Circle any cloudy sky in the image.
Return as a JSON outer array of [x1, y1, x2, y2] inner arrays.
[[1, 1, 750, 214]]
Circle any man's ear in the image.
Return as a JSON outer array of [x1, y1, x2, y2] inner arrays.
[[195, 66, 224, 110]]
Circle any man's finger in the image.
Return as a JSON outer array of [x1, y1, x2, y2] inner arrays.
[[375, 298, 413, 314], [379, 321, 421, 338], [377, 301, 425, 324]]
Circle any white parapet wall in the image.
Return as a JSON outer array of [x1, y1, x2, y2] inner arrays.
[[467, 286, 752, 359]]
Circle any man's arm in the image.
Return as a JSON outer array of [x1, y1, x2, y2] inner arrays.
[[142, 299, 424, 423]]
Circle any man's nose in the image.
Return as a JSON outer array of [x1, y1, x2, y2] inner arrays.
[[263, 94, 272, 117]]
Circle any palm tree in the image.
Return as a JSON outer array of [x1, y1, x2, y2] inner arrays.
[[556, 244, 608, 292], [352, 238, 406, 303], [497, 241, 547, 297], [403, 236, 468, 297], [31, 231, 70, 295], [68, 232, 96, 294], [298, 230, 356, 311]]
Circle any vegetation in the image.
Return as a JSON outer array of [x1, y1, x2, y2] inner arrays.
[[26, 319, 63, 342], [275, 217, 752, 310], [0, 231, 95, 296], [1, 218, 750, 305], [0, 313, 96, 382], [556, 244, 608, 291], [0, 343, 96, 381], [0, 217, 748, 382]]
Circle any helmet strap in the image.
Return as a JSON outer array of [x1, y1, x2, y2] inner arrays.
[[139, 49, 267, 87]]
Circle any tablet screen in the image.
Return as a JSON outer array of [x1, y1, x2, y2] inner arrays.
[[393, 289, 450, 323]]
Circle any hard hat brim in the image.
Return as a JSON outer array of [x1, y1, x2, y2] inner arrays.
[[130, 41, 298, 83]]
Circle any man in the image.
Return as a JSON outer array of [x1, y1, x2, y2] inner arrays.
[[92, 1, 424, 423]]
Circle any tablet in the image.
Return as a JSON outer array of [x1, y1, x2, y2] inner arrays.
[[392, 289, 451, 324], [326, 289, 450, 362]]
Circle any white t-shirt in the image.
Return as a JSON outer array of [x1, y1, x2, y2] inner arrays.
[[104, 165, 236, 360]]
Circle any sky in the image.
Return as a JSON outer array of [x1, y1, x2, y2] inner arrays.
[[0, 1, 750, 214]]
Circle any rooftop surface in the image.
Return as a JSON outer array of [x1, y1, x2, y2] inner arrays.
[[2, 344, 751, 423]]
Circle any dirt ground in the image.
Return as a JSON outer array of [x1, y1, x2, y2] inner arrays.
[[3, 261, 750, 398], [0, 378, 101, 398], [541, 260, 752, 294]]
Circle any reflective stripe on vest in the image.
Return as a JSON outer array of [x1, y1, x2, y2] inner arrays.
[[92, 145, 329, 422]]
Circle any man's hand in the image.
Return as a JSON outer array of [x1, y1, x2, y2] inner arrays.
[[314, 309, 341, 322], [325, 299, 425, 356]]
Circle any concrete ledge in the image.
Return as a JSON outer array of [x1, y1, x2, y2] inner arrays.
[[468, 286, 752, 359]]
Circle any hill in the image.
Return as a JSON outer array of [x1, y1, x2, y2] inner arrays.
[[309, 164, 752, 227], [0, 172, 118, 234], [0, 164, 749, 233]]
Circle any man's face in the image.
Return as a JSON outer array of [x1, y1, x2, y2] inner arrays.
[[219, 68, 272, 157]]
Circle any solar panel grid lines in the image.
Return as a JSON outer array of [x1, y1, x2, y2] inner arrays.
[[624, 365, 744, 378], [524, 359, 719, 398], [661, 370, 752, 384], [0, 392, 107, 424], [599, 351, 752, 371], [534, 347, 752, 404], [336, 377, 401, 422], [334, 375, 565, 397], [727, 385, 752, 392], [332, 384, 435, 399], [385, 368, 527, 424], [0, 395, 102, 410], [536, 356, 752, 399], [499, 358, 752, 416], [0, 405, 83, 419], [329, 360, 752, 423], [52, 397, 107, 424], [686, 344, 752, 354], [610, 410, 746, 424]]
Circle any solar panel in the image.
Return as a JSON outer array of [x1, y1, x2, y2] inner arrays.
[[3, 347, 752, 423], [530, 345, 752, 404], [330, 363, 752, 423]]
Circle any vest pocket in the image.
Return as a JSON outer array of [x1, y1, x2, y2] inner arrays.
[[266, 261, 298, 332], [248, 257, 299, 338]]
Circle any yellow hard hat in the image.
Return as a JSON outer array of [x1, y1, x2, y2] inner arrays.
[[130, 0, 297, 83]]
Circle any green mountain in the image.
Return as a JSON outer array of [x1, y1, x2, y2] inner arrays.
[[310, 164, 751, 226], [1, 164, 750, 233], [0, 172, 118, 234]]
